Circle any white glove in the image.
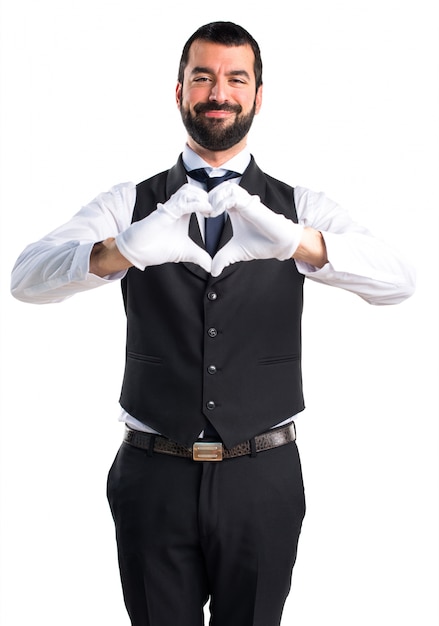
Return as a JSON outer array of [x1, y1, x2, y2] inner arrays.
[[208, 183, 304, 277], [116, 184, 213, 272]]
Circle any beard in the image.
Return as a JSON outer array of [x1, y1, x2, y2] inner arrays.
[[180, 100, 257, 151]]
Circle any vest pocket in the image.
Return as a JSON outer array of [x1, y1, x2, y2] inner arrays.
[[258, 354, 300, 366], [126, 351, 163, 364]]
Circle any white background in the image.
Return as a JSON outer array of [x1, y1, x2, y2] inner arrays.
[[1, 1, 438, 624]]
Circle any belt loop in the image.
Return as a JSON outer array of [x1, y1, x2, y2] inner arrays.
[[147, 434, 156, 457], [250, 437, 257, 458]]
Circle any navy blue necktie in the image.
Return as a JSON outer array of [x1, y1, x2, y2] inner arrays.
[[187, 168, 240, 256]]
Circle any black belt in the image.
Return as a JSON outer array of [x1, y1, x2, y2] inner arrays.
[[123, 422, 296, 462]]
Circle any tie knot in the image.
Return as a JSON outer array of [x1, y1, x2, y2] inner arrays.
[[187, 168, 240, 191]]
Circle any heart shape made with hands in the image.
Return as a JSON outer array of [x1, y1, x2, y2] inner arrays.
[[115, 181, 303, 276]]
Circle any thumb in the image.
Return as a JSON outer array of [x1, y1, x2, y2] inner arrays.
[[210, 244, 238, 277], [185, 243, 213, 273]]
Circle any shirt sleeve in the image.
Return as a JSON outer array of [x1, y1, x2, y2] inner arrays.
[[293, 186, 416, 305], [10, 182, 137, 304]]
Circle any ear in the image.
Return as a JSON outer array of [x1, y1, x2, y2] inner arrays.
[[176, 82, 182, 110], [255, 84, 263, 115]]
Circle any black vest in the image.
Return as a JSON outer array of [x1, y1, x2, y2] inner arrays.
[[120, 155, 305, 448]]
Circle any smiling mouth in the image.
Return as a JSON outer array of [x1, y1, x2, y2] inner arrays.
[[194, 102, 242, 117], [204, 110, 233, 118]]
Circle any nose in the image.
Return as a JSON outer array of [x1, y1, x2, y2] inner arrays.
[[208, 78, 228, 103]]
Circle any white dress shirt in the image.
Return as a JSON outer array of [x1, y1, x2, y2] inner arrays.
[[11, 145, 416, 435]]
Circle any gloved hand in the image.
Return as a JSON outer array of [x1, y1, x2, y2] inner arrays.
[[208, 183, 304, 277], [115, 184, 213, 272]]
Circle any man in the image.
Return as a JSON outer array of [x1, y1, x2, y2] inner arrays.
[[11, 21, 415, 626]]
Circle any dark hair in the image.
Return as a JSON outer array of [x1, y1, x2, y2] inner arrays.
[[178, 21, 263, 90]]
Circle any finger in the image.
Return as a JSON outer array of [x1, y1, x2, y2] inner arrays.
[[193, 202, 215, 218], [178, 198, 213, 217], [208, 183, 238, 213], [209, 184, 253, 213], [208, 203, 229, 218], [208, 195, 240, 217], [178, 182, 209, 199], [210, 254, 226, 277]]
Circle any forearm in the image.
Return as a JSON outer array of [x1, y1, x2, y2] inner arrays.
[[89, 238, 133, 277], [292, 227, 328, 268]]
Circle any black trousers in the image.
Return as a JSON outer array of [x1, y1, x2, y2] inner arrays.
[[107, 437, 306, 626]]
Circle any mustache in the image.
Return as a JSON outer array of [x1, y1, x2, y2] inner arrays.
[[193, 102, 243, 115]]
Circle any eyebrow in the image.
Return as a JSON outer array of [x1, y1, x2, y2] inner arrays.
[[191, 66, 251, 80]]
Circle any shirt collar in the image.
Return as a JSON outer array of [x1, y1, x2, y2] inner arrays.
[[182, 144, 251, 176]]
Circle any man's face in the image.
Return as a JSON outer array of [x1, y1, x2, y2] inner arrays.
[[176, 41, 262, 153]]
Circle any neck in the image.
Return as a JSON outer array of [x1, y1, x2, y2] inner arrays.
[[186, 136, 248, 167]]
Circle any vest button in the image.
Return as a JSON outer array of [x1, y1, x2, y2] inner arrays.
[[206, 401, 216, 410], [207, 327, 218, 338], [207, 291, 218, 301], [207, 365, 217, 375]]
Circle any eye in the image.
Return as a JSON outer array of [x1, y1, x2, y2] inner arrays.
[[193, 76, 211, 83]]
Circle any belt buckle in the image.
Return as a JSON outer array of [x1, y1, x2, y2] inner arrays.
[[192, 441, 223, 462]]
